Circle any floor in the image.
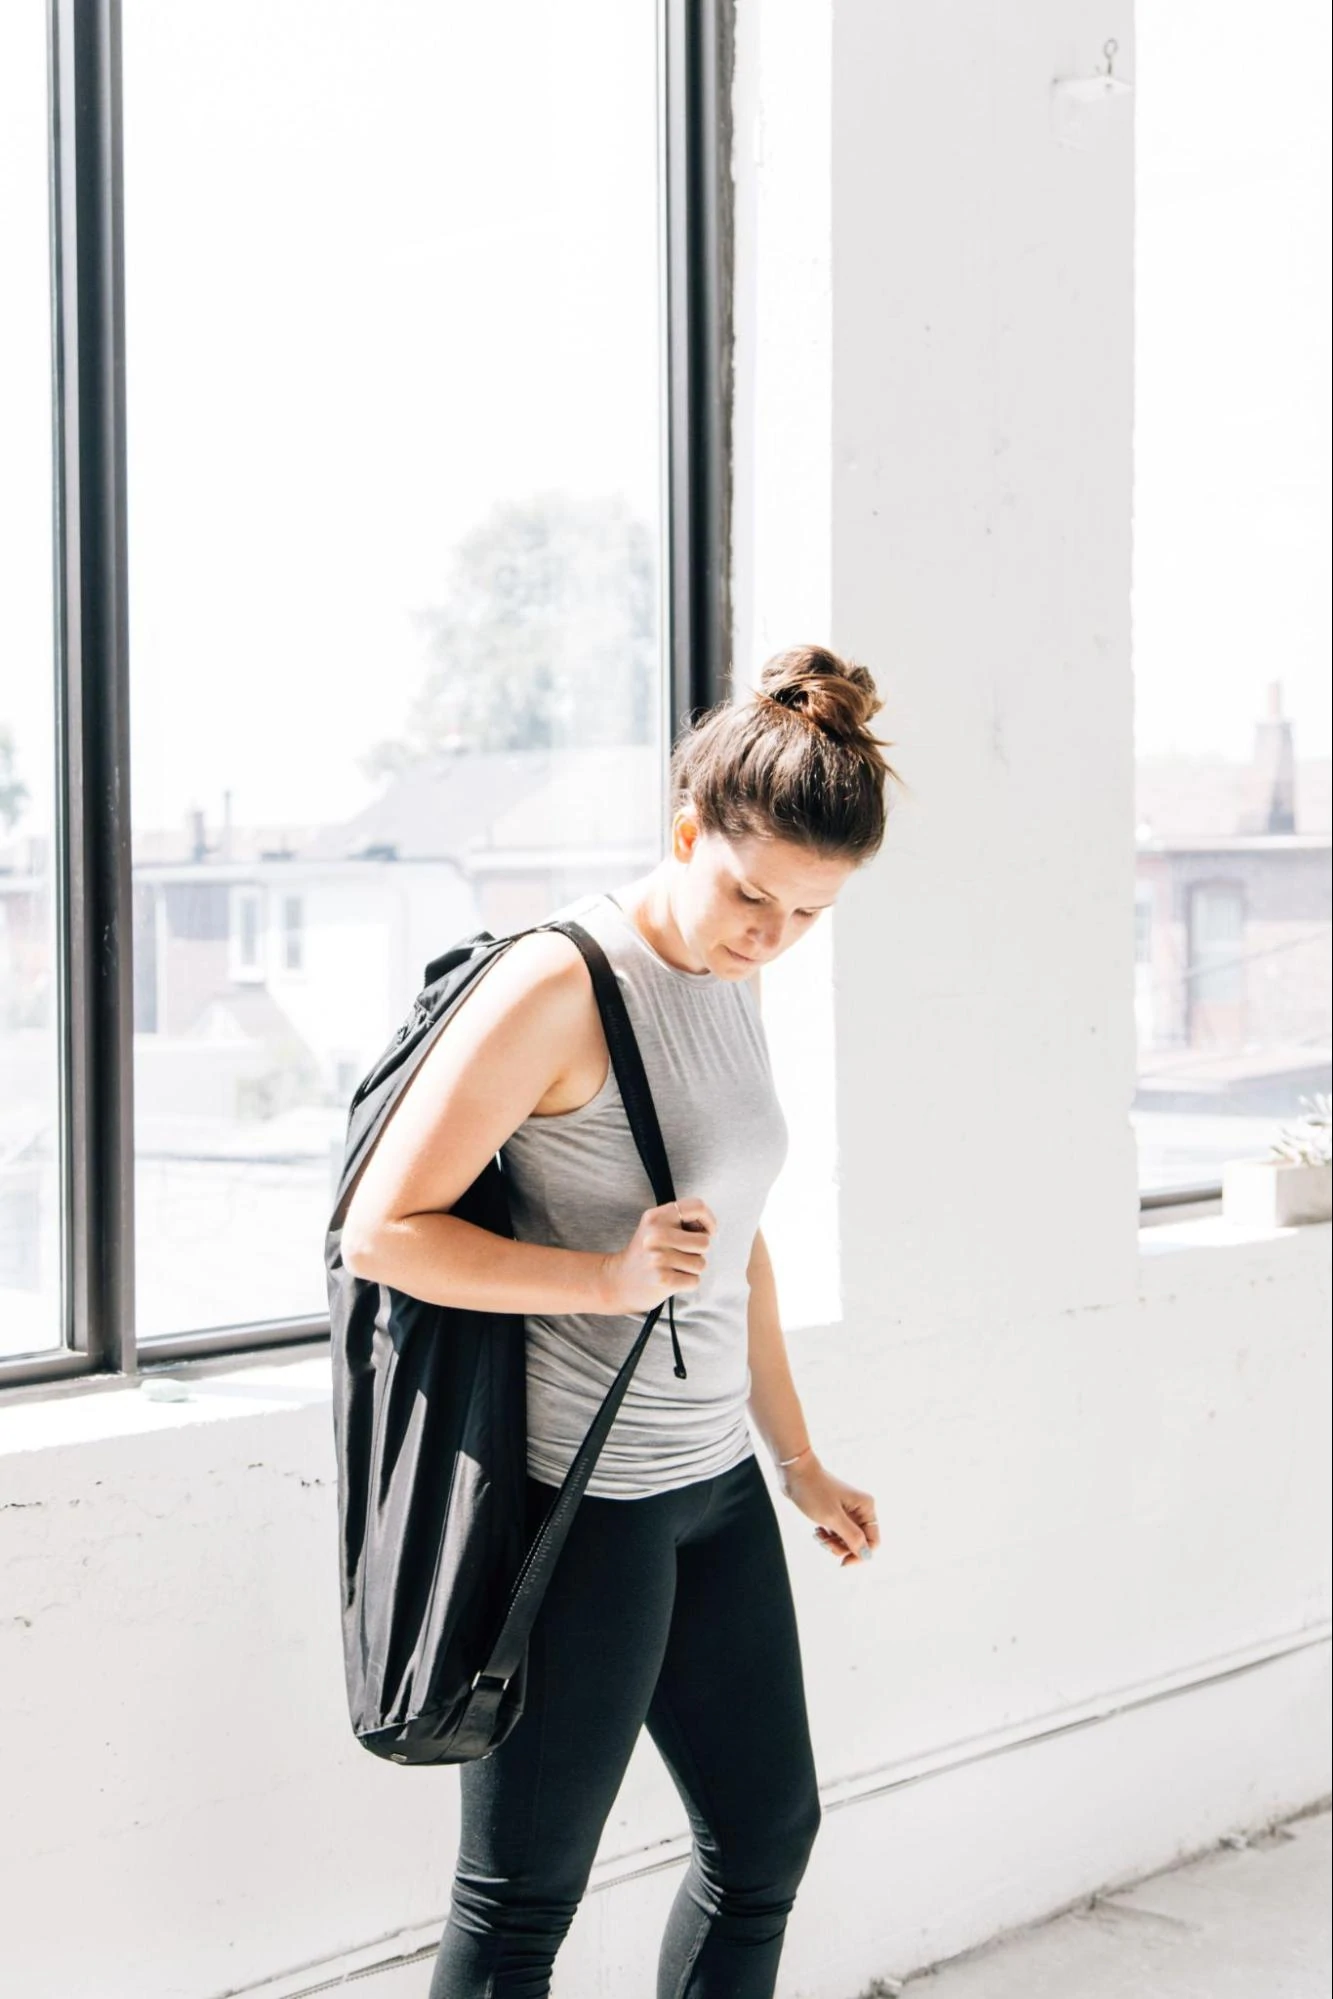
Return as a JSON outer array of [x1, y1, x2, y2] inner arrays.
[[874, 1804, 1331, 1999]]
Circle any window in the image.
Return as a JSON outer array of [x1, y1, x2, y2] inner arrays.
[[1133, 885, 1155, 1050], [1188, 883, 1245, 1012], [2, 0, 727, 1385], [0, 7, 62, 1370], [1133, 0, 1332, 1199], [229, 889, 267, 984], [281, 897, 305, 976]]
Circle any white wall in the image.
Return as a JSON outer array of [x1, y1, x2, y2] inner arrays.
[[2, 5, 1330, 1997]]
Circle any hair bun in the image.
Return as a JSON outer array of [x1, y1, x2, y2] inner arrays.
[[672, 640, 899, 861], [757, 644, 885, 745]]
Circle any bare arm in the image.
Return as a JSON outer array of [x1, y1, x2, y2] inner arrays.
[[742, 986, 809, 1447], [744, 982, 815, 1462], [744, 1227, 811, 1469], [746, 1226, 880, 1567], [341, 935, 615, 1315], [341, 932, 715, 1319]]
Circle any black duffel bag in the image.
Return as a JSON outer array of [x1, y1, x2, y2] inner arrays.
[[325, 916, 682, 1765]]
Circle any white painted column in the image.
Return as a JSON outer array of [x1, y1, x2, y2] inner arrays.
[[735, 1, 1140, 1338]]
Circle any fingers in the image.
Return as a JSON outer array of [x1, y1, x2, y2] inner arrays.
[[658, 1225, 711, 1259], [655, 1233, 708, 1286], [844, 1493, 880, 1553], [813, 1500, 877, 1567], [813, 1526, 864, 1567], [646, 1201, 715, 1288], [661, 1198, 717, 1236]]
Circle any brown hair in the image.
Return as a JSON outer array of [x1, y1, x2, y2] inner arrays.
[[669, 643, 900, 864]]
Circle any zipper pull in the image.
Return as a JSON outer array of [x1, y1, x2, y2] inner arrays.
[[667, 1294, 688, 1379]]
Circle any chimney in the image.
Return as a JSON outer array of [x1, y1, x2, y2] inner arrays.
[[188, 807, 208, 862], [221, 789, 234, 862], [1239, 680, 1296, 835]]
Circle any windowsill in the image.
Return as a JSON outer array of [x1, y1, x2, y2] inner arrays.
[[1137, 1205, 1331, 1299], [1138, 1193, 1223, 1229], [0, 1348, 333, 1460], [6, 1211, 1328, 1455]]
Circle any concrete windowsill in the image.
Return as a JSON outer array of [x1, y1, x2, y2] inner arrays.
[[1137, 1208, 1331, 1300], [4, 1216, 1328, 1460], [0, 1350, 334, 1461]]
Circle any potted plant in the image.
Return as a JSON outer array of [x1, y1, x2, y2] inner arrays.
[[1223, 1093, 1333, 1228]]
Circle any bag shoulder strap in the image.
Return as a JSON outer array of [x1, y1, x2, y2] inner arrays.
[[457, 916, 680, 1737], [548, 917, 675, 1207]]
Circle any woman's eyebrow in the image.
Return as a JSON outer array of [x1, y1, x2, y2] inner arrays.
[[742, 877, 835, 910]]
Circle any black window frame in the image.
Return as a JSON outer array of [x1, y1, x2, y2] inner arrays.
[[3, 0, 733, 1391]]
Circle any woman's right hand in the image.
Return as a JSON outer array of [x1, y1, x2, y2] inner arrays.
[[597, 1198, 717, 1314]]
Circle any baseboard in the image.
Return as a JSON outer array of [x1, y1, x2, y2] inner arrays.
[[219, 1622, 1332, 1999]]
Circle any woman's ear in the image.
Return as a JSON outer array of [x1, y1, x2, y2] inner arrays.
[[670, 804, 701, 864]]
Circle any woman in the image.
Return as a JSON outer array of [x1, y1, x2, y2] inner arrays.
[[343, 643, 898, 1998]]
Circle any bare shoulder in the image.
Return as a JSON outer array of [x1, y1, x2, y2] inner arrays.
[[445, 925, 594, 1037], [343, 927, 596, 1239]]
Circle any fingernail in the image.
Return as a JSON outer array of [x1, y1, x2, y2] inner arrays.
[[857, 1545, 872, 1561]]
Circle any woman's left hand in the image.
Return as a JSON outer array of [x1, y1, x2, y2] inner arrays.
[[781, 1454, 879, 1567]]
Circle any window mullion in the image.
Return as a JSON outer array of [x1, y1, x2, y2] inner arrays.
[[52, 0, 136, 1374], [664, 0, 731, 732]]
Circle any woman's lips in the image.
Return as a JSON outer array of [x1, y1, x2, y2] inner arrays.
[[726, 946, 757, 964]]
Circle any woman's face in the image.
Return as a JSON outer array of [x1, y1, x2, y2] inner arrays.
[[670, 809, 857, 979]]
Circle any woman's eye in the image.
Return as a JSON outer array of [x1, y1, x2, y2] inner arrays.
[[738, 888, 818, 916]]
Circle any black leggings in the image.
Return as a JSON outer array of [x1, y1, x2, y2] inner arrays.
[[428, 1451, 822, 1999]]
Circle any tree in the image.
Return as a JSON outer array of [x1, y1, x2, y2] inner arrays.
[[362, 491, 658, 777]]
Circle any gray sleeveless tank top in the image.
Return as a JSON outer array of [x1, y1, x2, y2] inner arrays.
[[498, 888, 789, 1499]]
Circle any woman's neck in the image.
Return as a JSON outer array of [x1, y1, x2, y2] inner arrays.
[[612, 868, 707, 975]]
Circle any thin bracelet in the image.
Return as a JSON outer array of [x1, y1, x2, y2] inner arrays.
[[777, 1444, 815, 1470]]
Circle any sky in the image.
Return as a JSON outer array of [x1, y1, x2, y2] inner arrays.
[[2, 0, 1330, 859], [1133, 0, 1331, 763], [2, 0, 663, 842]]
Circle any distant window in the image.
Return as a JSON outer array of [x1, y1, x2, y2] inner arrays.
[[133, 881, 160, 1033], [1133, 884, 1157, 1051], [282, 894, 304, 973], [229, 887, 266, 983], [1134, 890, 1153, 966], [238, 896, 260, 968], [1188, 883, 1244, 1007]]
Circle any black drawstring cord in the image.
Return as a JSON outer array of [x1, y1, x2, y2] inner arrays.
[[667, 1294, 688, 1379]]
